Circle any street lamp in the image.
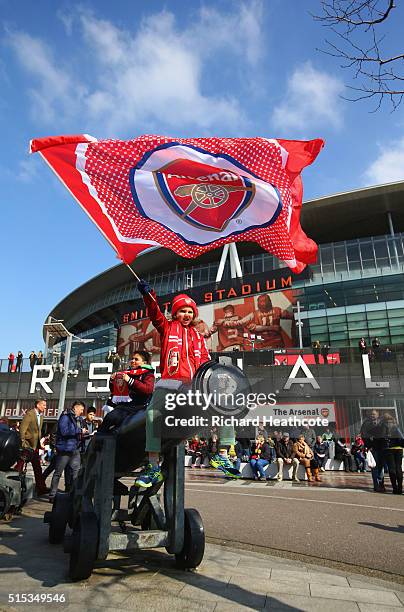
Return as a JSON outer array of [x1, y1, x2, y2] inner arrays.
[[293, 300, 304, 350], [43, 319, 94, 417]]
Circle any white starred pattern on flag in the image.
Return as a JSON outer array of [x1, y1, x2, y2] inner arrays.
[[84, 135, 295, 261]]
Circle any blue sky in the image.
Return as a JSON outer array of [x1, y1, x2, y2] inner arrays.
[[1, 0, 403, 358]]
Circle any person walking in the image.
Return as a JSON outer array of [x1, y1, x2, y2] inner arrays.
[[361, 409, 386, 492], [49, 401, 87, 502], [15, 399, 48, 496], [381, 414, 403, 495]]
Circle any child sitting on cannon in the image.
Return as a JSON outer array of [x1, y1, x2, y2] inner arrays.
[[98, 351, 155, 432]]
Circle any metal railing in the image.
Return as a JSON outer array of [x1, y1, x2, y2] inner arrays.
[[2, 344, 404, 375]]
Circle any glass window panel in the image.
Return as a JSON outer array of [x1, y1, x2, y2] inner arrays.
[[347, 313, 367, 322], [347, 243, 361, 272], [390, 334, 404, 343], [347, 321, 368, 331], [388, 238, 403, 264], [309, 325, 329, 334], [348, 330, 369, 338], [330, 332, 349, 340], [334, 245, 347, 272], [320, 246, 333, 263], [327, 315, 346, 324], [388, 318, 404, 328], [388, 308, 404, 318], [367, 326, 389, 337], [366, 311, 387, 320], [373, 238, 388, 255], [328, 321, 347, 331]]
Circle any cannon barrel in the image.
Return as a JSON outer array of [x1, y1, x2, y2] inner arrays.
[[0, 429, 21, 471]]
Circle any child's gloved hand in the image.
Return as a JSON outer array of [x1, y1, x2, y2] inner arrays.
[[137, 279, 152, 295]]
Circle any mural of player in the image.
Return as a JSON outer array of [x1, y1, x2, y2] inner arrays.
[[194, 318, 213, 351], [242, 293, 294, 349], [222, 294, 294, 349], [118, 319, 154, 358], [206, 304, 246, 352]]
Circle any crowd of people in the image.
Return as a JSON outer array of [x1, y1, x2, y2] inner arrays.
[[2, 400, 403, 499], [6, 351, 45, 372], [184, 415, 403, 492], [358, 337, 394, 361]]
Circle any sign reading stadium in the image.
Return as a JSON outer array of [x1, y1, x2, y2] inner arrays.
[[120, 268, 309, 324]]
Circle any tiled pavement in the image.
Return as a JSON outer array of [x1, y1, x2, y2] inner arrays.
[[0, 497, 403, 612]]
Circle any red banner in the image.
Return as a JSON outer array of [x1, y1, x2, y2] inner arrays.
[[31, 134, 324, 272]]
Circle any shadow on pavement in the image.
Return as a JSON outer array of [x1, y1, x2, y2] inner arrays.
[[0, 500, 300, 611], [358, 521, 404, 534]]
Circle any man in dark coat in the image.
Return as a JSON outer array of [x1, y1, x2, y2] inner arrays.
[[49, 401, 87, 502], [361, 409, 386, 492]]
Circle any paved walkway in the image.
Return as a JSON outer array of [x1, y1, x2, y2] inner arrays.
[[1, 497, 404, 611]]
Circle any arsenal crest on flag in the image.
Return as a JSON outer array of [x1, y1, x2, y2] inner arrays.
[[30, 134, 324, 273]]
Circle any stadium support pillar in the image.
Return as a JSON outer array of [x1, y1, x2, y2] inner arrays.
[[215, 243, 243, 282], [387, 212, 400, 268]]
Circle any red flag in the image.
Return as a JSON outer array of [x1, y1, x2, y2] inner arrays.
[[30, 134, 324, 272]]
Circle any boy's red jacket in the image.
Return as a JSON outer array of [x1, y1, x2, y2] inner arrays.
[[143, 292, 210, 382]]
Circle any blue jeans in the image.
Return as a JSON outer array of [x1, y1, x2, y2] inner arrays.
[[354, 452, 366, 472], [250, 458, 269, 478], [370, 448, 385, 489]]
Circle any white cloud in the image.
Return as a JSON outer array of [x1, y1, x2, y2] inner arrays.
[[364, 137, 404, 185], [7, 3, 265, 135], [272, 62, 344, 133], [192, 0, 264, 66], [78, 9, 246, 134], [6, 30, 86, 123]]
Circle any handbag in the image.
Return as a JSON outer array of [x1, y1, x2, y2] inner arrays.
[[366, 450, 376, 468]]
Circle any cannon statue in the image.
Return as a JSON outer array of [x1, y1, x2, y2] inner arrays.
[[44, 357, 250, 581], [0, 427, 33, 521]]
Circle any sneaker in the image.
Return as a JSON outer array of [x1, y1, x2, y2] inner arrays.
[[134, 464, 164, 489], [210, 454, 241, 478], [320, 467, 325, 472]]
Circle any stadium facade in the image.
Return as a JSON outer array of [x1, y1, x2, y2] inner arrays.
[[1, 181, 404, 437]]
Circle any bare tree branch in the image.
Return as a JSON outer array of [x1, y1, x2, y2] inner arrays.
[[313, 0, 402, 110]]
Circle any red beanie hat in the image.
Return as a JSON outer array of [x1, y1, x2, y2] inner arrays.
[[171, 294, 198, 318]]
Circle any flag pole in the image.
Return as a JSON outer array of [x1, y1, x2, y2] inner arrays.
[[125, 263, 141, 282], [125, 263, 157, 303]]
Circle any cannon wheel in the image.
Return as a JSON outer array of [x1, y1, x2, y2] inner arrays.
[[175, 508, 205, 570], [0, 487, 11, 521], [69, 512, 99, 581], [47, 493, 71, 544]]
